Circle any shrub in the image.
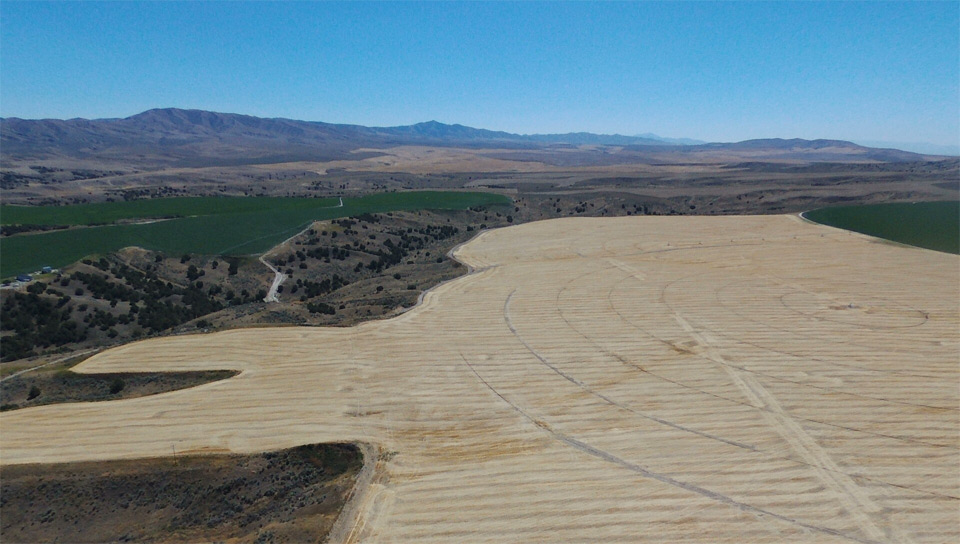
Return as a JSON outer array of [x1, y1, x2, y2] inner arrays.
[[109, 378, 125, 394], [26, 282, 46, 295], [307, 302, 336, 315], [27, 386, 41, 400]]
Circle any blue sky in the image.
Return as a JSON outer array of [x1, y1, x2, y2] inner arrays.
[[1, 1, 957, 147]]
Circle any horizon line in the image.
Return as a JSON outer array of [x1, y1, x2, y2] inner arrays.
[[1, 106, 958, 154]]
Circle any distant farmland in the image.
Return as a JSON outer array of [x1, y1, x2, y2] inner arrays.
[[804, 201, 959, 254], [0, 191, 511, 277], [1, 196, 344, 226]]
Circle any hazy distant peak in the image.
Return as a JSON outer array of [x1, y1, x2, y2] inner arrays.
[[854, 140, 960, 156], [413, 120, 449, 128], [382, 120, 516, 141], [634, 133, 706, 145], [709, 138, 867, 150]]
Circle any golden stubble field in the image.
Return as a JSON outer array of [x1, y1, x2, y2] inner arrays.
[[2, 215, 957, 543]]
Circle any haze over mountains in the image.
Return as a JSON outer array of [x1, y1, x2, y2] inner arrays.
[[0, 108, 946, 167], [634, 133, 706, 146]]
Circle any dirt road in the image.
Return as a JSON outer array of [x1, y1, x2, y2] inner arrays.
[[261, 197, 343, 302], [260, 255, 284, 302], [2, 215, 957, 543], [0, 349, 99, 384]]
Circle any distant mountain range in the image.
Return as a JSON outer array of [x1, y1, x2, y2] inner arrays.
[[634, 133, 707, 146], [854, 140, 959, 157], [0, 108, 943, 166]]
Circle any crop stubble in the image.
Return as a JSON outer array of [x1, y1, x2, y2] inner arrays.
[[1, 215, 956, 543]]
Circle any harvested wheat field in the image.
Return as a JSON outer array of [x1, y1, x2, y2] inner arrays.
[[2, 215, 958, 543]]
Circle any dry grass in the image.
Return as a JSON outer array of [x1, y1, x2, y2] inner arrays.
[[2, 215, 957, 543]]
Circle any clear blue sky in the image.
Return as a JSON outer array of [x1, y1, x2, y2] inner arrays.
[[2, 1, 957, 146]]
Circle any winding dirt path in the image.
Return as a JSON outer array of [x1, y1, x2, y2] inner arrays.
[[0, 349, 100, 384], [260, 255, 284, 303], [260, 197, 343, 302], [2, 215, 957, 543]]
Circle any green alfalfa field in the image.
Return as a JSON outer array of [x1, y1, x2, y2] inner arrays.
[[0, 191, 511, 278], [804, 201, 959, 255]]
